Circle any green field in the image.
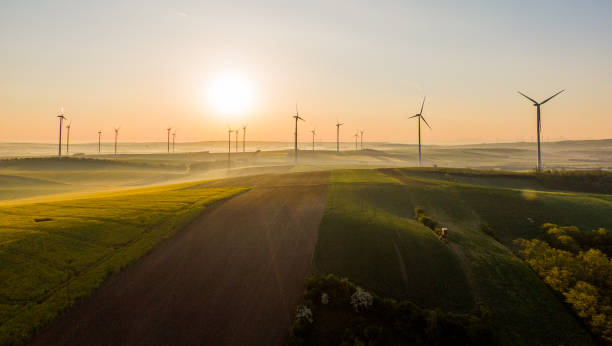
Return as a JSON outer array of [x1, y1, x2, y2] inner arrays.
[[310, 168, 612, 345], [2, 154, 612, 345], [0, 182, 246, 344]]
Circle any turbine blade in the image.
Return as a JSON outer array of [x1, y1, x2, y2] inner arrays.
[[419, 96, 426, 115], [409, 114, 420, 119], [540, 90, 565, 105], [517, 91, 538, 105], [421, 115, 432, 129]]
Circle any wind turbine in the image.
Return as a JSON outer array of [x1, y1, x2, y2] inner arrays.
[[360, 130, 364, 150], [408, 96, 431, 167], [56, 108, 66, 158], [166, 127, 172, 153], [242, 125, 247, 153], [227, 127, 233, 163], [113, 127, 120, 158], [172, 130, 176, 153], [311, 129, 316, 152], [97, 130, 102, 154], [335, 121, 343, 153], [517, 90, 565, 172], [354, 133, 359, 150], [65, 120, 71, 155], [234, 129, 238, 152], [293, 103, 305, 163]]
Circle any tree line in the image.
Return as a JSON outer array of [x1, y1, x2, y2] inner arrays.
[[515, 223, 612, 344]]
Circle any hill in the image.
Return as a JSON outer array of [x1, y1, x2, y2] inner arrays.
[[307, 168, 611, 345]]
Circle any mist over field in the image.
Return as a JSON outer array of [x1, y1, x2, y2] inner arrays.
[[2, 139, 611, 168]]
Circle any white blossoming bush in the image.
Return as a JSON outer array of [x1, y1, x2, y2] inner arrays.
[[350, 286, 373, 312], [321, 293, 329, 305], [295, 305, 314, 324]]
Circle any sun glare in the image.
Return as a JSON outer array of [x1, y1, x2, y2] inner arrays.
[[207, 74, 254, 116]]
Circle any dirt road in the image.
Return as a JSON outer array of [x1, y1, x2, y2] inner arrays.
[[31, 171, 330, 345]]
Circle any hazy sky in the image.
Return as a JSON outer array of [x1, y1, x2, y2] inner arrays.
[[1, 0, 611, 144]]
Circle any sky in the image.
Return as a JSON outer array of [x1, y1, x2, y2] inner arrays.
[[1, 0, 611, 144]]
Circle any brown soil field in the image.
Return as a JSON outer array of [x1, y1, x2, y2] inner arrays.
[[30, 171, 330, 345]]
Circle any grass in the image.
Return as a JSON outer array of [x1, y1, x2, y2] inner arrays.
[[0, 182, 247, 344], [313, 169, 473, 312], [310, 168, 608, 345]]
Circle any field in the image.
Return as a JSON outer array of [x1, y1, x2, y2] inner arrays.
[[1, 141, 612, 345], [29, 172, 329, 345], [1, 138, 611, 202], [309, 168, 612, 345], [0, 182, 246, 344]]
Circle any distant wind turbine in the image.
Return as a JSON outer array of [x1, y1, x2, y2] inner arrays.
[[517, 90, 565, 172], [65, 120, 71, 155], [98, 130, 102, 154], [56, 108, 66, 158], [227, 127, 233, 164], [242, 125, 247, 153], [354, 133, 358, 150], [408, 96, 431, 167], [360, 130, 364, 150], [172, 130, 176, 153], [166, 127, 172, 153], [336, 121, 344, 153], [311, 129, 316, 152], [234, 129, 238, 152], [114, 127, 120, 158], [293, 103, 305, 163]]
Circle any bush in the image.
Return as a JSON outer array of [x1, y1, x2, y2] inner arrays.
[[414, 207, 440, 232], [541, 223, 612, 256], [288, 274, 495, 346], [480, 223, 500, 242], [515, 224, 612, 344]]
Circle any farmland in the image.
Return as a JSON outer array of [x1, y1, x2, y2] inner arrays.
[[2, 138, 612, 202], [307, 168, 612, 345], [0, 182, 246, 344], [0, 148, 611, 345]]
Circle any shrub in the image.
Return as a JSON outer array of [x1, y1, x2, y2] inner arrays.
[[541, 223, 612, 256], [288, 274, 494, 345], [414, 207, 440, 231], [350, 287, 373, 312], [480, 223, 500, 242], [515, 225, 612, 344]]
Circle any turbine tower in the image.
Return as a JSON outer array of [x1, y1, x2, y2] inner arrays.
[[354, 133, 358, 150], [408, 97, 431, 167], [311, 129, 316, 152], [172, 130, 176, 153], [335, 121, 343, 153], [293, 103, 305, 163], [242, 125, 247, 153], [65, 120, 71, 155], [166, 127, 172, 153], [517, 90, 564, 172], [360, 130, 364, 150], [56, 108, 66, 158], [234, 130, 238, 152], [113, 127, 120, 158], [98, 130, 102, 154], [227, 127, 233, 164]]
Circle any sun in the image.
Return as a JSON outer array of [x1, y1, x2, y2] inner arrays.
[[207, 74, 254, 116]]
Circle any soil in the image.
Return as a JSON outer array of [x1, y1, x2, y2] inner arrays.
[[30, 171, 330, 345]]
